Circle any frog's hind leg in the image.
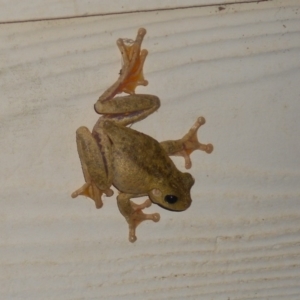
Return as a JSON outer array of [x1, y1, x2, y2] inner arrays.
[[94, 94, 160, 127], [160, 117, 213, 169], [95, 28, 149, 108], [71, 126, 114, 208], [115, 28, 149, 95]]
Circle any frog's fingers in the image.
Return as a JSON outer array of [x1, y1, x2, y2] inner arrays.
[[160, 117, 213, 169], [117, 195, 161, 243]]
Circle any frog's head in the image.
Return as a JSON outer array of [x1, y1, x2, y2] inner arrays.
[[149, 172, 195, 211]]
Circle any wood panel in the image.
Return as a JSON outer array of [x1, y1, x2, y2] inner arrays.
[[0, 0, 267, 23], [1, 0, 300, 299]]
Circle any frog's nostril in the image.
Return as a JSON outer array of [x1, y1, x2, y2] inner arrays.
[[164, 195, 178, 204]]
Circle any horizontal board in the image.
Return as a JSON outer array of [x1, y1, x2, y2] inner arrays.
[[0, 0, 266, 23], [1, 0, 300, 299]]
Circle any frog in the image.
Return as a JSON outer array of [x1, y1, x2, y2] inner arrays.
[[71, 28, 213, 242]]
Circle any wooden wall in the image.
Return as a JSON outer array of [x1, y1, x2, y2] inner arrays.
[[1, 1, 300, 299]]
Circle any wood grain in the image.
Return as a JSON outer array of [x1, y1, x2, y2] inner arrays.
[[1, 0, 300, 299], [0, 0, 267, 23]]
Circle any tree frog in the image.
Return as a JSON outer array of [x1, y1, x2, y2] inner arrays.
[[71, 28, 213, 242]]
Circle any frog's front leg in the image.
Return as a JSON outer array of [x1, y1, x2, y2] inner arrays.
[[71, 126, 114, 208], [117, 193, 160, 243], [160, 117, 213, 169]]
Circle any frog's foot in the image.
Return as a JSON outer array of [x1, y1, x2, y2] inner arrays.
[[71, 182, 114, 209], [97, 28, 148, 104], [128, 199, 160, 243], [116, 28, 148, 94], [176, 117, 213, 169]]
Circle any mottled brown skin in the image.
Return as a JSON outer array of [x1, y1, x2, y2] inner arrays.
[[71, 28, 213, 242], [103, 120, 194, 211]]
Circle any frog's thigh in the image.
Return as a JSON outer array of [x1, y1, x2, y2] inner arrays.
[[76, 126, 112, 190], [94, 94, 160, 126]]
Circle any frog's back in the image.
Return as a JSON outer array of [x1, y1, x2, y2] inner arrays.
[[104, 120, 177, 194]]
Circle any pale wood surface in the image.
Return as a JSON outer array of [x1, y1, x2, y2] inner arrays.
[[0, 0, 264, 23], [1, 0, 300, 299]]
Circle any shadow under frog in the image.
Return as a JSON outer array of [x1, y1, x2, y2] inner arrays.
[[71, 28, 213, 242]]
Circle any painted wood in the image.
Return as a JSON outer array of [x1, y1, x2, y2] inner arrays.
[[1, 0, 300, 299], [0, 0, 266, 23]]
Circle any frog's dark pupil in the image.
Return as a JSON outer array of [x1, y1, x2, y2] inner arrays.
[[165, 195, 178, 204]]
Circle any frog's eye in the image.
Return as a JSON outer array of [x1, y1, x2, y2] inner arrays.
[[164, 195, 178, 204]]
